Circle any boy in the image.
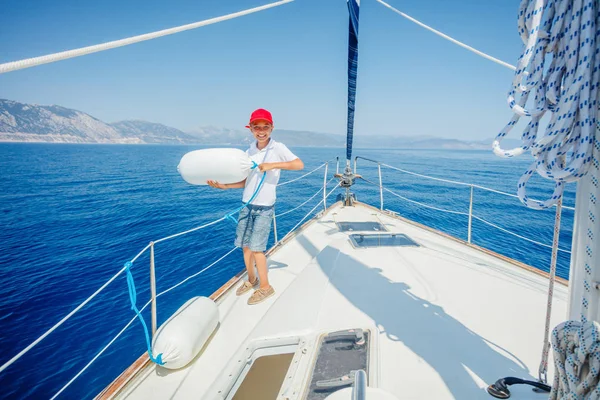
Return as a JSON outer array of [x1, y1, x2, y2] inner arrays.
[[207, 108, 304, 305]]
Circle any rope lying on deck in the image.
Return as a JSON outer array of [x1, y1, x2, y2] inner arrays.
[[503, 1, 600, 397], [487, 1, 599, 397], [550, 321, 600, 399]]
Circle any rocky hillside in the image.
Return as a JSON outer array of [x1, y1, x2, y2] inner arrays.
[[0, 98, 509, 149], [0, 99, 196, 144], [0, 99, 136, 143], [110, 120, 197, 144]]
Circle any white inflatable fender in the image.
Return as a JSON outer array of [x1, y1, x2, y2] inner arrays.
[[177, 148, 255, 185], [151, 296, 219, 370]]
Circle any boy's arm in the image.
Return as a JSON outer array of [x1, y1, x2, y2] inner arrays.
[[259, 158, 304, 172], [207, 178, 246, 189]]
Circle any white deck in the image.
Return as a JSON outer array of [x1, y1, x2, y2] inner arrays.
[[114, 201, 568, 400]]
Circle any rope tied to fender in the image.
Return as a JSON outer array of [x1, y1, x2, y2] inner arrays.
[[224, 151, 269, 224], [125, 153, 269, 361], [124, 261, 165, 366]]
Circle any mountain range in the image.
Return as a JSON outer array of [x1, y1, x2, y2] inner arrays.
[[0, 99, 514, 149]]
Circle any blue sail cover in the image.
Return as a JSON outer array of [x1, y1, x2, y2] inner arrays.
[[346, 0, 359, 161]]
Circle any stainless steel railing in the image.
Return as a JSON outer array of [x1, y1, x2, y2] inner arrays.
[[2, 153, 573, 399], [353, 156, 573, 252], [1, 157, 341, 399]]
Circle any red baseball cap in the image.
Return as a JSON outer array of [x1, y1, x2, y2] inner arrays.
[[245, 108, 273, 128]]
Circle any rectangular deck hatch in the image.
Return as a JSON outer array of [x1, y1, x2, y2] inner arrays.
[[336, 221, 387, 232], [232, 353, 294, 400], [349, 233, 419, 248], [222, 339, 300, 400], [304, 329, 370, 400]]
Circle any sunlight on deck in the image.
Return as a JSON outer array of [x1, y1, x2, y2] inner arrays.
[[115, 201, 568, 400]]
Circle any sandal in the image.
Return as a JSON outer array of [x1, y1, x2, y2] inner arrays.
[[248, 286, 275, 305], [236, 277, 259, 296]]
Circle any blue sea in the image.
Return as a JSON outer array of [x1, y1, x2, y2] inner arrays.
[[0, 143, 575, 399]]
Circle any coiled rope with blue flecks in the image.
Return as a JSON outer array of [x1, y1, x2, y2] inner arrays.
[[494, 1, 600, 398], [493, 0, 599, 211], [550, 320, 600, 399]]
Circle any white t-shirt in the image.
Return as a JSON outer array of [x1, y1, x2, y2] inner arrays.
[[242, 139, 298, 206]]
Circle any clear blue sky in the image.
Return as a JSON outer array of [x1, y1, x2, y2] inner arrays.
[[0, 0, 524, 140]]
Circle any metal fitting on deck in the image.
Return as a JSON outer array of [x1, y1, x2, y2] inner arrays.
[[334, 170, 360, 188], [334, 167, 360, 206]]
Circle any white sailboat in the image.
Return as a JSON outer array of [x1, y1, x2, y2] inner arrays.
[[0, 1, 598, 399]]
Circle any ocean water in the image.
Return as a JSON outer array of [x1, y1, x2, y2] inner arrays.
[[0, 143, 575, 399]]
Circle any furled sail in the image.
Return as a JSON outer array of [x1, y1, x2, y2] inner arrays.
[[345, 0, 360, 163]]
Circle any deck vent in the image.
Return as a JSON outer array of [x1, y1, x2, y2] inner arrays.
[[336, 221, 387, 232], [349, 233, 419, 248]]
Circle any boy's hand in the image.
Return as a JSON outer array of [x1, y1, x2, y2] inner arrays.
[[258, 163, 275, 172], [207, 180, 227, 189]]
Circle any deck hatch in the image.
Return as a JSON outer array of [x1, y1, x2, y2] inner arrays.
[[232, 353, 294, 400], [304, 329, 370, 400], [336, 221, 387, 232], [349, 233, 419, 248]]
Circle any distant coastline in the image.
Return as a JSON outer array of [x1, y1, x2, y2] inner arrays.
[[0, 141, 499, 152], [0, 99, 512, 150]]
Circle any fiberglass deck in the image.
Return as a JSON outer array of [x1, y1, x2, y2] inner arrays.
[[112, 201, 568, 400]]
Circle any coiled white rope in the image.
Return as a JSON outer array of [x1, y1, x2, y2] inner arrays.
[[493, 0, 599, 210], [0, 0, 294, 74], [550, 320, 600, 399], [491, 1, 600, 397]]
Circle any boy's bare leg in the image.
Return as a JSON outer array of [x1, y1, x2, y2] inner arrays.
[[253, 251, 270, 289], [243, 247, 257, 283]]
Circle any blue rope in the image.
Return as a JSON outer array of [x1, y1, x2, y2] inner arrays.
[[225, 172, 267, 224], [124, 261, 165, 366], [224, 160, 266, 224], [123, 160, 265, 363]]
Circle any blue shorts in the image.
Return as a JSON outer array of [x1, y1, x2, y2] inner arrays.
[[234, 204, 274, 252]]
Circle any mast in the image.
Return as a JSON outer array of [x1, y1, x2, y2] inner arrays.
[[340, 0, 361, 205], [568, 120, 600, 323], [346, 0, 360, 165]]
